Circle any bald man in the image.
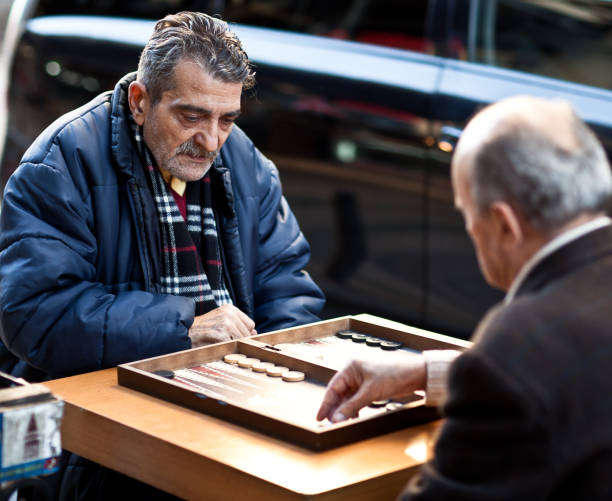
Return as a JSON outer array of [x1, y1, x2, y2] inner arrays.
[[318, 96, 612, 500]]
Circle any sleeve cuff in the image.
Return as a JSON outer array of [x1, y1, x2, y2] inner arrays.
[[423, 350, 461, 407]]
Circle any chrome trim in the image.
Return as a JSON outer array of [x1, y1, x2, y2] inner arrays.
[[0, 0, 38, 174]]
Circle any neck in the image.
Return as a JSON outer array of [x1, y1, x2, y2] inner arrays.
[[545, 212, 605, 241]]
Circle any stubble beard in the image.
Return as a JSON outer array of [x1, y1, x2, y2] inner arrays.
[[162, 138, 218, 182]]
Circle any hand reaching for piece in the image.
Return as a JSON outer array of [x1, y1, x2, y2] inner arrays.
[[317, 355, 427, 423]]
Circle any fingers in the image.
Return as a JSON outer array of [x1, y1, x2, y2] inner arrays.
[[316, 374, 347, 421], [330, 384, 374, 422], [317, 359, 405, 423], [325, 358, 428, 422], [219, 304, 256, 339], [316, 362, 361, 422], [227, 305, 257, 339], [189, 305, 257, 346]]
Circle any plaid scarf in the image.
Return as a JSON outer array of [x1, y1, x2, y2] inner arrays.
[[130, 118, 232, 315]]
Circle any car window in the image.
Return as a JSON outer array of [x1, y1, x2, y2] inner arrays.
[[223, 0, 432, 52], [470, 0, 612, 90]]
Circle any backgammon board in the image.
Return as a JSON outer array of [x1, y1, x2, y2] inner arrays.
[[117, 316, 470, 450]]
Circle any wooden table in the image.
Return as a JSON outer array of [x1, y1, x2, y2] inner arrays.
[[45, 316, 456, 501]]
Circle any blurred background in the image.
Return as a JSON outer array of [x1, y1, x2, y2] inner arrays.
[[1, 0, 611, 340]]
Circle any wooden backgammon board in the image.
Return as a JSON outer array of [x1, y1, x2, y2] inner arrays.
[[117, 316, 470, 451]]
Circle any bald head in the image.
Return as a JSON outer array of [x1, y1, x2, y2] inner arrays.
[[454, 96, 612, 232], [456, 97, 579, 161]]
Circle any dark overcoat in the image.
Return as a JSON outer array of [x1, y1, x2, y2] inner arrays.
[[402, 225, 612, 500]]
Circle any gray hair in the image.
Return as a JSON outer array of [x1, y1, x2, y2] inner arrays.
[[137, 11, 256, 103], [471, 112, 612, 231]]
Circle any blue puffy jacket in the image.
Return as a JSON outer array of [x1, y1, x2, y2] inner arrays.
[[0, 73, 324, 380]]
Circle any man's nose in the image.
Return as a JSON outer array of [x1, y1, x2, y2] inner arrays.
[[194, 123, 218, 152]]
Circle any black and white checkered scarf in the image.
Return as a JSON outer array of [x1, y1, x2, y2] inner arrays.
[[130, 117, 232, 315]]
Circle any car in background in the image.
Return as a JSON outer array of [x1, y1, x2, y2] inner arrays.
[[1, 0, 611, 339]]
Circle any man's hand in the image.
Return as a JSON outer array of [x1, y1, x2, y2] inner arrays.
[[316, 355, 427, 423], [188, 304, 257, 347]]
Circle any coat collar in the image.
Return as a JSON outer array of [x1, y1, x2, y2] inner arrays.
[[513, 223, 612, 299], [110, 72, 140, 179]]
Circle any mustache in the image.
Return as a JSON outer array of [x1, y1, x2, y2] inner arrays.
[[175, 139, 218, 159]]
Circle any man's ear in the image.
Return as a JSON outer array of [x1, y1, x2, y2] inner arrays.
[[489, 201, 524, 249], [128, 81, 149, 126]]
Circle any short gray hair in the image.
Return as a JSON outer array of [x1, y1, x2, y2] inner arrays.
[[471, 111, 612, 230], [137, 11, 255, 103]]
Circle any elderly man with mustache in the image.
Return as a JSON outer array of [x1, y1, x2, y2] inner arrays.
[[0, 11, 324, 381], [0, 11, 325, 498]]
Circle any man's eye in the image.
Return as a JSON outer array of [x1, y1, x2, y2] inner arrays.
[[184, 115, 199, 123]]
